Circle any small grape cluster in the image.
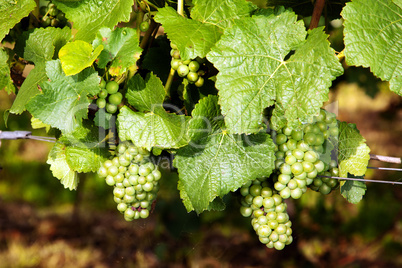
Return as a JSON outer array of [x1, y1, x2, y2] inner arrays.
[[98, 142, 162, 221], [96, 79, 123, 114], [239, 178, 293, 250], [273, 109, 340, 198], [39, 2, 68, 28], [170, 44, 205, 88]]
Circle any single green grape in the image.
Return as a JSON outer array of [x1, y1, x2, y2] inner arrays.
[[108, 92, 123, 105], [177, 64, 190, 77], [96, 98, 106, 109], [139, 21, 150, 32], [106, 103, 118, 114], [106, 81, 119, 94]]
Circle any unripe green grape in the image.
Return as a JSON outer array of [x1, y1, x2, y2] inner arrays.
[[171, 59, 181, 70], [261, 187, 273, 198], [294, 172, 307, 180], [249, 185, 262, 197], [99, 89, 108, 99], [282, 126, 292, 136], [275, 133, 287, 145], [114, 196, 122, 203], [274, 241, 285, 250], [98, 166, 108, 177], [272, 194, 282, 206], [51, 18, 60, 27], [240, 206, 253, 217], [244, 194, 253, 205], [263, 197, 275, 209], [117, 203, 128, 212], [287, 179, 298, 190], [275, 159, 285, 169], [279, 187, 291, 199], [285, 155, 296, 165], [152, 170, 162, 181], [48, 6, 59, 17], [279, 163, 292, 175], [278, 234, 288, 243], [188, 61, 200, 72], [143, 182, 154, 192], [123, 194, 135, 203], [275, 151, 285, 159], [140, 200, 150, 208], [134, 154, 144, 163], [328, 126, 339, 137], [128, 146, 139, 155], [290, 188, 303, 199], [266, 241, 274, 248], [295, 178, 307, 188], [292, 149, 305, 160], [253, 210, 264, 218], [314, 160, 325, 173], [187, 71, 199, 82], [114, 173, 124, 183], [286, 139, 297, 150], [108, 165, 119, 176], [113, 187, 125, 198], [106, 103, 118, 114], [42, 16, 51, 26], [269, 231, 279, 242], [194, 76, 204, 87], [313, 178, 323, 187], [105, 175, 115, 186], [276, 213, 288, 223], [124, 208, 135, 219], [327, 179, 338, 189], [278, 174, 291, 185], [106, 81, 119, 94], [291, 129, 303, 141], [182, 59, 191, 65], [100, 79, 107, 89], [125, 186, 135, 196], [136, 192, 147, 200], [304, 132, 316, 145], [291, 162, 304, 175], [275, 203, 287, 213], [257, 225, 272, 238], [278, 143, 289, 152], [319, 184, 332, 195], [109, 92, 123, 105], [304, 151, 318, 163], [274, 182, 286, 191], [259, 237, 270, 244], [302, 161, 315, 173], [139, 21, 150, 32], [177, 64, 190, 77], [297, 140, 310, 151]]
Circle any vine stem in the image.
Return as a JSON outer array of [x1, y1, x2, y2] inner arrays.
[[177, 0, 184, 16], [164, 68, 175, 97], [309, 0, 326, 29], [370, 154, 401, 164], [318, 175, 402, 185]]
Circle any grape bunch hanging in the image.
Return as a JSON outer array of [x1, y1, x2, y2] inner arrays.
[[240, 109, 342, 249], [98, 142, 162, 221], [95, 79, 123, 114], [39, 2, 69, 28]]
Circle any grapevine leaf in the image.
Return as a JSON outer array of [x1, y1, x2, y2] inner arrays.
[[59, 40, 103, 76], [52, 0, 134, 42], [393, 0, 402, 9], [337, 122, 370, 178], [342, 0, 402, 95], [0, 0, 36, 42], [31, 117, 51, 132], [60, 123, 109, 173], [10, 27, 72, 114], [178, 180, 226, 212], [47, 142, 79, 190], [154, 6, 222, 60], [0, 48, 14, 94], [340, 176, 367, 204], [173, 95, 275, 214], [92, 27, 142, 76], [207, 10, 343, 133], [118, 73, 190, 149], [26, 60, 100, 133], [190, 0, 257, 29]]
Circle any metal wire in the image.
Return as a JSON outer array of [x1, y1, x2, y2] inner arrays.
[[318, 175, 402, 185]]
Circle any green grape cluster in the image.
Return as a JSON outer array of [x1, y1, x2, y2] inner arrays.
[[170, 44, 205, 88], [98, 142, 162, 221], [39, 2, 68, 28], [239, 178, 293, 250], [96, 79, 123, 114], [273, 109, 340, 198]]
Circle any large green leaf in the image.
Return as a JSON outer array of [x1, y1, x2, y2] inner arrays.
[[337, 122, 370, 178], [173, 95, 275, 214], [340, 176, 367, 204], [26, 60, 100, 133], [52, 0, 134, 42], [342, 0, 402, 95], [190, 0, 256, 29], [92, 27, 142, 76], [118, 73, 190, 150], [59, 40, 103, 76], [60, 123, 109, 173], [0, 48, 14, 94], [0, 0, 36, 41], [154, 7, 222, 60], [47, 142, 79, 190], [207, 10, 343, 134], [10, 27, 72, 114]]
